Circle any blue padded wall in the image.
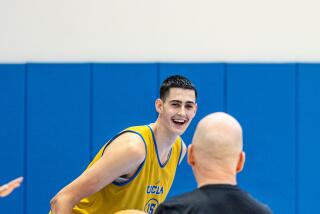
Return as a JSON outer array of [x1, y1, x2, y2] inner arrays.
[[158, 63, 225, 198], [298, 64, 320, 214], [91, 63, 157, 156], [227, 64, 296, 214], [1, 62, 320, 214], [26, 64, 91, 213], [0, 65, 25, 214]]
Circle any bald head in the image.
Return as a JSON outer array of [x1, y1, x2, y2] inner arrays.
[[191, 112, 243, 167]]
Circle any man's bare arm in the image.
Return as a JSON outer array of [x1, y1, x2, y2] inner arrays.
[[50, 133, 146, 214]]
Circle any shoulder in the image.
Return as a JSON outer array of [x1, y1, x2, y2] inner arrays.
[[102, 131, 146, 163], [126, 125, 151, 137], [247, 196, 273, 213], [236, 188, 273, 214]]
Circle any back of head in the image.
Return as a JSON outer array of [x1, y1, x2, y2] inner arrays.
[[160, 75, 197, 101], [191, 112, 243, 172]]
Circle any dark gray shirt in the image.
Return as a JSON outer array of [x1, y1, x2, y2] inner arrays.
[[155, 184, 272, 214]]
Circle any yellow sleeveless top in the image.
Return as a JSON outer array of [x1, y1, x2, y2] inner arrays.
[[72, 125, 183, 214]]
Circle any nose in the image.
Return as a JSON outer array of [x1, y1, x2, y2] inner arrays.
[[177, 106, 186, 116]]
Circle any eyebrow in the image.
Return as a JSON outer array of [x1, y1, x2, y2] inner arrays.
[[169, 100, 196, 105]]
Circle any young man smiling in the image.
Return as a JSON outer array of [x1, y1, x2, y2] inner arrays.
[[50, 75, 198, 214]]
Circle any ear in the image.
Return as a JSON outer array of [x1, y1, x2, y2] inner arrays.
[[187, 144, 195, 167], [155, 99, 163, 113], [236, 151, 245, 173]]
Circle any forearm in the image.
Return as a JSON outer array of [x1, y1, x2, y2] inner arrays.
[[50, 193, 77, 214], [0, 184, 8, 196], [0, 184, 8, 191]]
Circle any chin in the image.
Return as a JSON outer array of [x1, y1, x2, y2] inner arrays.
[[172, 127, 187, 136], [167, 121, 189, 136]]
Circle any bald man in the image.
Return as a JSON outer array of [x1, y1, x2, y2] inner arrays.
[[155, 112, 272, 214]]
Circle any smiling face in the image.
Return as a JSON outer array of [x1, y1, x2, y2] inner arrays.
[[156, 87, 197, 136]]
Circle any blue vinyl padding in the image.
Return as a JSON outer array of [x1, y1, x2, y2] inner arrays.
[[0, 64, 25, 214], [227, 64, 296, 214], [26, 64, 91, 214], [0, 62, 319, 214], [297, 64, 320, 214]]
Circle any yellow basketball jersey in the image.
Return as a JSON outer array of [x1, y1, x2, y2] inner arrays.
[[72, 125, 183, 214]]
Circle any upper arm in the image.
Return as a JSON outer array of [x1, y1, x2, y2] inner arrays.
[[179, 140, 187, 165], [53, 132, 146, 204]]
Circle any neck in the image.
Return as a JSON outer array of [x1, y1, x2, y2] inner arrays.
[[195, 166, 237, 187], [150, 119, 178, 162]]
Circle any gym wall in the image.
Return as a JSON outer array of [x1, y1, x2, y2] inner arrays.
[[0, 63, 318, 214]]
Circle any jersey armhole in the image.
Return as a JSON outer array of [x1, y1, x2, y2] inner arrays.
[[101, 130, 148, 186], [177, 138, 184, 166]]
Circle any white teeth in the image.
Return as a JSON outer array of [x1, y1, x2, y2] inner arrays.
[[173, 119, 185, 123]]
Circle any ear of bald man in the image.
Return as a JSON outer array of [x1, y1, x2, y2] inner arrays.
[[236, 151, 245, 173], [187, 144, 194, 168]]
